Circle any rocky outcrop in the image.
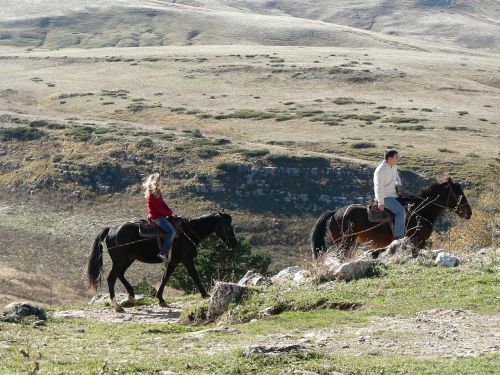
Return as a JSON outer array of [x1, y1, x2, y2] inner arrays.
[[238, 270, 272, 286], [207, 282, 246, 320], [272, 266, 310, 284], [1, 302, 47, 322]]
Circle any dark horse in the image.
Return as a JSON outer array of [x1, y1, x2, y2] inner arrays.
[[87, 212, 237, 312], [310, 178, 472, 259]]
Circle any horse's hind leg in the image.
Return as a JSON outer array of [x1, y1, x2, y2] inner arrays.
[[156, 262, 178, 307], [107, 265, 124, 313]]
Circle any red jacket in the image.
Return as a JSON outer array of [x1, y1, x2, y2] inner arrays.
[[147, 194, 174, 219]]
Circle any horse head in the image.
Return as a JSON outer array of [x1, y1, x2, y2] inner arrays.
[[443, 177, 472, 219], [215, 211, 238, 249]]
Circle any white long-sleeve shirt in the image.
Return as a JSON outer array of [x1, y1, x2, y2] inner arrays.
[[374, 160, 401, 202]]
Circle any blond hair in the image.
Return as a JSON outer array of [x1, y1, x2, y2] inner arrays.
[[143, 173, 161, 199]]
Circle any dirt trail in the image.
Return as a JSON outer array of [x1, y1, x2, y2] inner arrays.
[[54, 301, 188, 324], [53, 304, 500, 359]]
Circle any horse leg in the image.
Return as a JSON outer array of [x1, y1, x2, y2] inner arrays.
[[118, 260, 135, 307], [184, 259, 208, 298], [156, 262, 178, 307], [107, 265, 124, 313]]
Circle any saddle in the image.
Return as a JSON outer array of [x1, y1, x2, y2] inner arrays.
[[367, 203, 395, 223], [136, 217, 183, 251]]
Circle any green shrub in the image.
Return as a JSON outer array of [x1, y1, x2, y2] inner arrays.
[[381, 117, 422, 124], [170, 235, 271, 294], [241, 149, 269, 157], [275, 114, 295, 121], [136, 138, 154, 148], [216, 162, 245, 172], [197, 147, 219, 158], [1, 126, 44, 141], [52, 155, 63, 163], [332, 97, 353, 105], [230, 109, 274, 120], [457, 111, 468, 116], [395, 125, 425, 131], [351, 142, 376, 149], [65, 126, 94, 141], [29, 119, 48, 128], [297, 110, 324, 118]]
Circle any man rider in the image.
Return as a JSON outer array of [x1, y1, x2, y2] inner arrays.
[[374, 149, 405, 240]]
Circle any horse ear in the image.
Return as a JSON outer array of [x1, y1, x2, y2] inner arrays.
[[446, 177, 453, 184]]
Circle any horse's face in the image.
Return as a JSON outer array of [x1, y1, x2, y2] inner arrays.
[[445, 179, 472, 219], [215, 212, 238, 249]]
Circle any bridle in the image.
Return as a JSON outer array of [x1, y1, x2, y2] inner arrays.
[[215, 217, 237, 248]]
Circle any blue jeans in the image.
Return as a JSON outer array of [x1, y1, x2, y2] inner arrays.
[[384, 197, 406, 238], [153, 217, 176, 255]]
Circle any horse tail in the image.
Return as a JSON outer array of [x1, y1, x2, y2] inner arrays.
[[87, 227, 110, 292], [310, 210, 336, 259]]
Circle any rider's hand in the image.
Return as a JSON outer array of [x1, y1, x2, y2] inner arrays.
[[378, 204, 384, 211]]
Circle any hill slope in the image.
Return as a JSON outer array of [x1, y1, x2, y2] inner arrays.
[[0, 0, 498, 51]]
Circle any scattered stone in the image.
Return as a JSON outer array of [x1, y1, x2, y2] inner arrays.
[[370, 237, 420, 263], [272, 266, 310, 283], [1, 302, 47, 322], [238, 269, 272, 286], [32, 320, 46, 327], [159, 371, 177, 375], [323, 255, 375, 281], [243, 344, 310, 356], [435, 251, 460, 267], [207, 282, 246, 320]]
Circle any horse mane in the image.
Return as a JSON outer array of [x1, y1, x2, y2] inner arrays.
[[417, 181, 444, 199]]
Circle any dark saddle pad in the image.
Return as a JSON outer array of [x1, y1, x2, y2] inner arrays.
[[367, 204, 395, 223]]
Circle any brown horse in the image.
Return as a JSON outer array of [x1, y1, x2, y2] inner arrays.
[[310, 178, 472, 259]]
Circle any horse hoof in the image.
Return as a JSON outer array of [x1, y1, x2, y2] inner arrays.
[[115, 306, 125, 313], [159, 301, 168, 308], [120, 300, 135, 308]]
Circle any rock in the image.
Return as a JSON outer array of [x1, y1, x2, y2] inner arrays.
[[323, 255, 375, 281], [238, 270, 272, 286], [32, 320, 46, 327], [366, 237, 419, 263], [243, 344, 310, 356], [2, 302, 47, 322], [207, 282, 246, 320], [272, 266, 311, 283], [435, 251, 460, 267]]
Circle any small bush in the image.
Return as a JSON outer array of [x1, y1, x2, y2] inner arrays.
[[230, 109, 274, 120], [52, 155, 63, 163], [332, 97, 353, 105], [216, 162, 245, 172], [136, 138, 154, 148], [350, 142, 376, 149], [197, 147, 219, 158], [395, 125, 425, 131], [382, 117, 422, 124], [457, 111, 468, 116], [1, 126, 44, 141], [241, 149, 269, 157], [65, 126, 94, 141], [29, 120, 48, 128]]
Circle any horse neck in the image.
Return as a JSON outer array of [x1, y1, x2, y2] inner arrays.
[[188, 215, 219, 242], [411, 187, 446, 223]]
